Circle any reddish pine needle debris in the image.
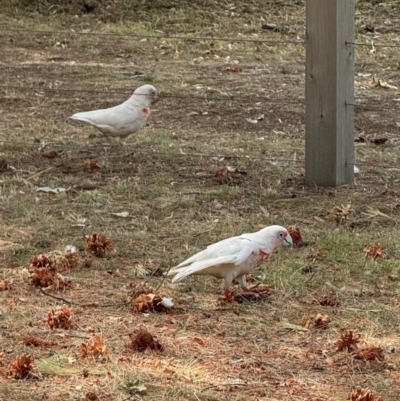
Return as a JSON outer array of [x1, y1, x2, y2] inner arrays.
[[349, 387, 383, 401], [128, 327, 163, 352], [235, 285, 271, 303], [83, 159, 99, 170], [219, 284, 271, 304], [47, 305, 73, 330], [86, 233, 114, 257], [22, 336, 55, 348], [80, 335, 108, 359], [336, 330, 361, 352], [329, 204, 353, 224], [85, 392, 99, 401], [40, 150, 59, 159], [221, 66, 243, 73], [287, 225, 302, 245], [306, 248, 325, 261], [129, 282, 155, 297], [218, 288, 237, 303], [318, 291, 341, 307], [7, 354, 35, 380], [363, 243, 386, 260], [214, 166, 247, 184], [352, 346, 385, 361]]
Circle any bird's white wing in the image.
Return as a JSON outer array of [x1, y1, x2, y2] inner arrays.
[[70, 101, 149, 136], [168, 237, 257, 282]]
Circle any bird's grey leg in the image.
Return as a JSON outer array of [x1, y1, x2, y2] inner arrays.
[[237, 275, 249, 291], [223, 275, 235, 297]]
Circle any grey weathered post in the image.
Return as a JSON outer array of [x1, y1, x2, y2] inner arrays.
[[305, 0, 355, 187]]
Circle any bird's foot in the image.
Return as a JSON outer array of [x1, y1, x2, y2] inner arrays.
[[218, 288, 237, 303]]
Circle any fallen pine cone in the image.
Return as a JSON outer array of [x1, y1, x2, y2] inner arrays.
[[363, 243, 386, 260], [128, 327, 163, 352], [7, 354, 35, 380], [329, 204, 353, 224], [86, 233, 113, 257], [352, 346, 384, 361], [336, 330, 361, 352], [47, 305, 73, 330], [287, 225, 302, 246], [80, 335, 108, 359], [132, 293, 174, 313], [313, 313, 331, 328], [349, 387, 382, 401]]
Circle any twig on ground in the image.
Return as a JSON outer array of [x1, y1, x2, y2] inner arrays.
[[38, 261, 173, 308]]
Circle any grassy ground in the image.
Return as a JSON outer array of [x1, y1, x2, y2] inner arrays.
[[1, 0, 400, 400]]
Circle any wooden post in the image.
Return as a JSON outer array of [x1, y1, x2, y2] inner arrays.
[[305, 0, 355, 187]]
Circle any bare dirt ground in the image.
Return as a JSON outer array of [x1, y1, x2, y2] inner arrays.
[[1, 1, 400, 400]]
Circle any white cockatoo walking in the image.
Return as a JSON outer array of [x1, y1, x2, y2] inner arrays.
[[69, 84, 158, 141], [168, 225, 292, 295]]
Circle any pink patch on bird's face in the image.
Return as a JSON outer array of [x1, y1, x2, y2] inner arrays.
[[141, 107, 150, 116], [259, 250, 270, 260]]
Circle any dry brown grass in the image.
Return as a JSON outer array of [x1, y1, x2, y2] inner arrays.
[[0, 0, 400, 400]]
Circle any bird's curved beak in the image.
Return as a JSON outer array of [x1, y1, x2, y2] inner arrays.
[[152, 94, 159, 105], [283, 234, 293, 246]]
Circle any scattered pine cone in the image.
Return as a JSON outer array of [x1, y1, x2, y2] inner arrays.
[[214, 167, 247, 184], [349, 387, 382, 401], [287, 225, 302, 246], [31, 268, 55, 287], [56, 251, 78, 272], [0, 279, 11, 291], [313, 313, 331, 328], [329, 204, 353, 224], [363, 243, 386, 260], [86, 233, 113, 257], [7, 354, 35, 380], [128, 327, 163, 352], [336, 330, 361, 352], [318, 290, 340, 307], [352, 346, 384, 361], [29, 254, 56, 270], [80, 335, 107, 359], [132, 293, 173, 313], [47, 305, 73, 330]]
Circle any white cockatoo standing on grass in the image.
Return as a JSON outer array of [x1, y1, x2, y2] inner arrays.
[[70, 84, 158, 142], [168, 225, 292, 296]]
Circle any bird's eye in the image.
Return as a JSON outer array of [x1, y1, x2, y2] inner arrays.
[[278, 232, 284, 239]]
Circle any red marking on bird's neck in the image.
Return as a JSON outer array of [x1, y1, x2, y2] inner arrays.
[[141, 107, 150, 115], [259, 250, 270, 260]]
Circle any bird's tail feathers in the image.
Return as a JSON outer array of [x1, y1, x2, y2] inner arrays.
[[169, 260, 216, 283]]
